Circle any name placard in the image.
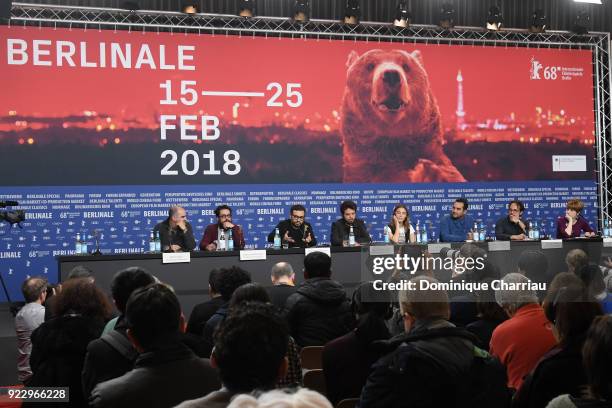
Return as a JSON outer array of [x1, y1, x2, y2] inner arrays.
[[239, 250, 267, 261], [162, 252, 191, 264], [541, 239, 563, 249], [488, 241, 511, 252]]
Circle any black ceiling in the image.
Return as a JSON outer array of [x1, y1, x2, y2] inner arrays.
[[21, 0, 612, 33]]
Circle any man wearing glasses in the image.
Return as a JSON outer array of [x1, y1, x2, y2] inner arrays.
[[154, 205, 197, 252], [495, 199, 530, 241], [267, 204, 317, 248], [199, 205, 246, 251]]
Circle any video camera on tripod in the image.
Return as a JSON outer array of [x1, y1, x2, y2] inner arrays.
[[0, 200, 25, 228]]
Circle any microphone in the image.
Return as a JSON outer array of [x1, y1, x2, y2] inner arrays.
[[303, 224, 309, 240]]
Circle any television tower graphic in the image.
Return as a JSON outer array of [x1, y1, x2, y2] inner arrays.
[[456, 70, 465, 130]]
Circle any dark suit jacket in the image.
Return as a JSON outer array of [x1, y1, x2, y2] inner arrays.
[[330, 218, 371, 246], [199, 224, 245, 251], [89, 343, 220, 408], [153, 219, 196, 252], [186, 296, 225, 336]]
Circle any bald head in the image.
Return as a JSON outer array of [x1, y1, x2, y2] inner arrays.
[[270, 262, 295, 285], [21, 277, 48, 304]]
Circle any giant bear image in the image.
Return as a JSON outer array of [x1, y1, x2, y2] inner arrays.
[[340, 49, 466, 183]]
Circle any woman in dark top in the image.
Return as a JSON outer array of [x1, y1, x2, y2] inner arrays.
[[466, 278, 508, 350], [26, 278, 112, 408], [513, 274, 603, 408], [556, 198, 595, 239], [322, 282, 392, 406], [546, 315, 612, 408]]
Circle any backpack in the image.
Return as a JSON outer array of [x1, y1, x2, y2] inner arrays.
[[100, 330, 138, 362]]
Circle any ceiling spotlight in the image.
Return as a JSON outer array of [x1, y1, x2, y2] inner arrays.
[[181, 3, 198, 14], [293, 0, 310, 22], [529, 9, 547, 33], [486, 5, 503, 31], [393, 0, 411, 28], [344, 0, 360, 25], [439, 3, 455, 29], [572, 9, 591, 34], [238, 0, 256, 17]]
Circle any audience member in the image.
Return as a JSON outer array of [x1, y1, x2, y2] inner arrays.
[[187, 269, 225, 335], [81, 267, 156, 397], [202, 266, 251, 354], [266, 262, 297, 312], [89, 283, 220, 407], [285, 252, 354, 347], [359, 275, 509, 408], [15, 276, 47, 383], [491, 273, 557, 391], [176, 302, 289, 408], [323, 282, 391, 405], [546, 315, 612, 408], [466, 278, 508, 351], [227, 389, 332, 408], [565, 249, 589, 275], [575, 263, 612, 313], [513, 274, 603, 408], [228, 283, 302, 388], [518, 249, 552, 300], [26, 278, 112, 407], [44, 265, 93, 322]]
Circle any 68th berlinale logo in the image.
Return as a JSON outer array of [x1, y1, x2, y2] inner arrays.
[[530, 57, 543, 80], [530, 57, 559, 80]]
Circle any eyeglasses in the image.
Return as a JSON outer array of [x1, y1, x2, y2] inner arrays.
[[218, 214, 231, 219], [291, 215, 305, 220], [508, 208, 520, 213]]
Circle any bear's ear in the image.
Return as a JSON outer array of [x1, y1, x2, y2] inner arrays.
[[346, 50, 359, 69], [411, 50, 424, 65]]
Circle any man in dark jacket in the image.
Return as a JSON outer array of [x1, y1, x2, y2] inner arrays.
[[89, 283, 220, 408], [266, 262, 297, 312], [186, 268, 225, 335], [284, 252, 355, 347], [267, 204, 317, 248], [359, 275, 510, 408], [81, 267, 156, 397], [331, 200, 371, 246], [154, 205, 196, 252]]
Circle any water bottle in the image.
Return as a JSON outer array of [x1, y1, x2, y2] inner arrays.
[[75, 233, 82, 254], [479, 222, 486, 242], [473, 222, 479, 242], [154, 231, 161, 252], [399, 226, 406, 244], [533, 221, 540, 240], [348, 225, 356, 246], [218, 231, 226, 251], [604, 218, 610, 237], [273, 228, 281, 249], [421, 223, 428, 244], [383, 226, 390, 244], [415, 221, 421, 244], [149, 231, 156, 253], [80, 234, 88, 254], [228, 229, 234, 251]]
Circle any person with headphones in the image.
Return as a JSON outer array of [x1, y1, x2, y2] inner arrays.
[[322, 282, 392, 406]]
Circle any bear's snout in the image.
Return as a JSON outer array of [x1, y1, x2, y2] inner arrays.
[[383, 70, 401, 86]]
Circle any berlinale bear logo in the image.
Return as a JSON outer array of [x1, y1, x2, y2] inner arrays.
[[340, 49, 465, 183]]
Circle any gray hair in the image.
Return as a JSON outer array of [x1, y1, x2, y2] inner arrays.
[[227, 388, 332, 408], [271, 262, 294, 280], [495, 273, 538, 311]]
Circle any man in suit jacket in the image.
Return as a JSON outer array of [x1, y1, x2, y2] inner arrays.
[[199, 205, 245, 251], [89, 283, 220, 408]]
